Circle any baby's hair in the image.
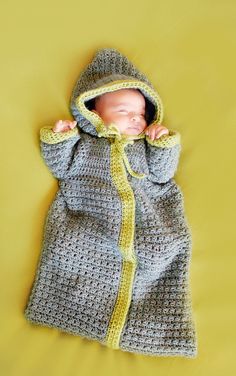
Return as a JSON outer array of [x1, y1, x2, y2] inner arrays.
[[85, 89, 156, 125], [85, 97, 99, 111], [136, 89, 156, 125]]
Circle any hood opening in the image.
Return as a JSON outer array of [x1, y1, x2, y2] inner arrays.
[[73, 79, 163, 138], [84, 88, 156, 126]]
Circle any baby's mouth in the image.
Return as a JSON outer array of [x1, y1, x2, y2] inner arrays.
[[128, 125, 140, 129]]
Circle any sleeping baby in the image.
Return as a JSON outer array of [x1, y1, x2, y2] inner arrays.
[[24, 47, 197, 358]]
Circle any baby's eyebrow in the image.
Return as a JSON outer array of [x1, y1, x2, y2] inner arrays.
[[112, 103, 129, 107], [112, 103, 145, 110]]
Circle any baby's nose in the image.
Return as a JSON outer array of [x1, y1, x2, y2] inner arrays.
[[131, 114, 140, 121]]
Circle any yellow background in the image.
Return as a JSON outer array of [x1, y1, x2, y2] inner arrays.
[[1, 0, 235, 375]]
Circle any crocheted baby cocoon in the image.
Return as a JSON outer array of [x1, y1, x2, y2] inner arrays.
[[24, 47, 198, 358]]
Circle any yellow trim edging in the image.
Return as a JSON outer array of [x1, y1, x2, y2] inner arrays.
[[146, 129, 181, 148], [106, 260, 136, 349], [105, 138, 138, 349], [40, 126, 80, 144]]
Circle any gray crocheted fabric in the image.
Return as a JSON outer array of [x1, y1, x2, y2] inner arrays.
[[24, 47, 198, 358]]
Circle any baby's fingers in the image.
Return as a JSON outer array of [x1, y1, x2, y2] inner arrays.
[[155, 128, 169, 139], [145, 127, 169, 141], [53, 120, 77, 132], [69, 121, 77, 129], [63, 120, 77, 130], [53, 120, 65, 132], [149, 130, 157, 141], [146, 127, 159, 141]]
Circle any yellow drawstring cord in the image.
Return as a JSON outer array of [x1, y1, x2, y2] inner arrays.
[[97, 123, 147, 179]]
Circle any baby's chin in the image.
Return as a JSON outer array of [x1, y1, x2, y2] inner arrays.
[[104, 122, 146, 135]]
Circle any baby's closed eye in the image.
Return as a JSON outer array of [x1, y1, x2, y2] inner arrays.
[[118, 110, 145, 117]]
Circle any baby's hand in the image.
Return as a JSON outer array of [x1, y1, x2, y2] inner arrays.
[[53, 119, 77, 133], [144, 123, 169, 141]]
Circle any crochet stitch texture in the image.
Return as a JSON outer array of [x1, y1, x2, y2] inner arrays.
[[24, 47, 198, 358]]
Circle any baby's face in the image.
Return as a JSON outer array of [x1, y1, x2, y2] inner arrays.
[[91, 89, 148, 135]]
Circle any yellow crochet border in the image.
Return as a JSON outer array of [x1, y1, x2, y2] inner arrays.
[[146, 129, 181, 148], [40, 126, 79, 144], [105, 139, 137, 349]]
